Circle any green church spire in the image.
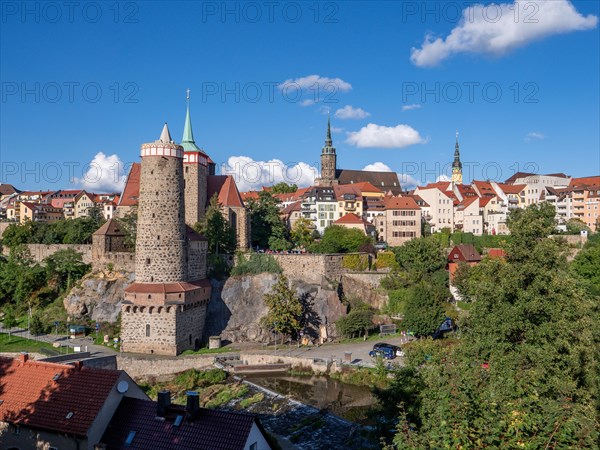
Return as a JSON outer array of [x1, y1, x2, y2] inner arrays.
[[181, 88, 201, 152]]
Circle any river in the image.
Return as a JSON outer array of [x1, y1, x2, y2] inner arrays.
[[243, 374, 377, 424]]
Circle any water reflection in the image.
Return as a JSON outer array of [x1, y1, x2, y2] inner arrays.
[[244, 374, 376, 423]]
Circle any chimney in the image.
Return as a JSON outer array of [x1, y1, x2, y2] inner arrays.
[[73, 361, 83, 371], [185, 391, 200, 420], [20, 352, 29, 363], [157, 390, 171, 417]]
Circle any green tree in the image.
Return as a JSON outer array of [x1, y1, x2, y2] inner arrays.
[[309, 225, 371, 254], [290, 217, 314, 248], [270, 182, 298, 194], [247, 191, 292, 250], [384, 204, 599, 449], [572, 236, 600, 295], [194, 194, 237, 254], [393, 236, 447, 278], [402, 283, 446, 336], [261, 274, 303, 338], [44, 249, 91, 292], [565, 217, 590, 234], [2, 306, 17, 338], [116, 211, 137, 249], [29, 312, 46, 335], [335, 309, 374, 338]]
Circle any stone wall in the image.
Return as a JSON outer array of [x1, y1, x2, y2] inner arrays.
[[92, 251, 136, 272], [240, 353, 333, 374], [116, 353, 215, 379], [188, 240, 208, 280], [120, 302, 207, 356], [1, 243, 93, 263]]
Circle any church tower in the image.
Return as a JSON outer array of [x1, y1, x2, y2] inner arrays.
[[121, 124, 211, 356], [182, 89, 209, 226], [452, 131, 463, 185], [316, 116, 338, 187]]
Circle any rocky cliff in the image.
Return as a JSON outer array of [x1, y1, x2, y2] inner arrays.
[[63, 269, 388, 342], [63, 270, 134, 322], [204, 273, 347, 343]]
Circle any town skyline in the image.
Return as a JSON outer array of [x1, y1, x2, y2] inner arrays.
[[1, 1, 598, 192]]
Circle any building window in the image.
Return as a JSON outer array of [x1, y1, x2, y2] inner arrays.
[[250, 443, 257, 450], [146, 324, 150, 337], [12, 425, 20, 435]]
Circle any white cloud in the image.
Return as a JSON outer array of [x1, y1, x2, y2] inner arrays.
[[277, 75, 352, 100], [220, 156, 318, 192], [74, 152, 127, 192], [335, 105, 371, 119], [525, 131, 546, 142], [300, 99, 315, 107], [363, 162, 392, 172], [346, 123, 426, 148], [411, 0, 598, 67], [436, 174, 452, 182], [402, 104, 422, 111], [331, 126, 344, 133], [399, 173, 420, 189]]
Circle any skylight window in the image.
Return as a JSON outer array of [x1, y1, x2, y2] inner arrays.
[[174, 415, 183, 427], [66, 412, 74, 419], [125, 430, 136, 446]]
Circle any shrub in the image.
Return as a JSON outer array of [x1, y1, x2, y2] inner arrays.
[[342, 254, 369, 271], [375, 251, 399, 270], [384, 289, 409, 316], [231, 253, 282, 276], [207, 254, 230, 279], [336, 309, 374, 338]]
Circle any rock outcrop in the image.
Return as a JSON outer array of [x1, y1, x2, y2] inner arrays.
[[340, 273, 389, 310], [63, 271, 135, 322], [204, 273, 347, 343]]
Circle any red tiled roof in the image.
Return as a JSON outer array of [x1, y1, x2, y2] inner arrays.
[[448, 244, 482, 263], [281, 200, 302, 214], [334, 213, 366, 224], [472, 180, 496, 196], [496, 183, 526, 194], [459, 196, 479, 208], [240, 191, 260, 202], [504, 172, 535, 184], [218, 176, 244, 208], [0, 355, 121, 437], [569, 176, 600, 188], [488, 248, 507, 258], [383, 196, 420, 210], [420, 182, 451, 191], [93, 218, 125, 236], [119, 163, 141, 207], [124, 279, 211, 294], [101, 397, 260, 450], [479, 196, 494, 207], [0, 183, 20, 196]]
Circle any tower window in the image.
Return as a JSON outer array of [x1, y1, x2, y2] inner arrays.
[[146, 324, 150, 337], [185, 166, 189, 173], [146, 258, 150, 265]]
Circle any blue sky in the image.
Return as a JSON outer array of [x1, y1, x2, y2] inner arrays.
[[1, 0, 599, 192]]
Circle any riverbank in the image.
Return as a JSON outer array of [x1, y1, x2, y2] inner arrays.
[[136, 368, 379, 450]]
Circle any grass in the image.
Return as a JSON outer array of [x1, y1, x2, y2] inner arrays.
[[0, 333, 57, 353], [180, 346, 236, 356], [456, 301, 474, 311], [338, 331, 400, 345], [239, 392, 264, 409], [330, 366, 391, 389]]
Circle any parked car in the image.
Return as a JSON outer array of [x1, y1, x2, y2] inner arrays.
[[432, 317, 455, 340], [369, 346, 396, 360], [371, 342, 404, 358]]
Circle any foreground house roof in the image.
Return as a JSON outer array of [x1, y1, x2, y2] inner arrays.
[[0, 355, 121, 438], [101, 397, 263, 450]]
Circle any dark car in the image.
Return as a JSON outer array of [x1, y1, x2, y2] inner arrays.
[[371, 342, 404, 358], [432, 317, 455, 340], [369, 346, 396, 360]]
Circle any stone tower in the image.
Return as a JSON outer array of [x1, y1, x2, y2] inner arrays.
[[316, 116, 338, 187], [182, 90, 209, 227], [121, 124, 211, 356], [452, 131, 463, 185]]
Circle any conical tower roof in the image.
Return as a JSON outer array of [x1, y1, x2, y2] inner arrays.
[[181, 89, 202, 152]]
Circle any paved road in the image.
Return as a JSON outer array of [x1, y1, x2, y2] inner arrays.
[[0, 324, 117, 357], [234, 335, 414, 368]]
